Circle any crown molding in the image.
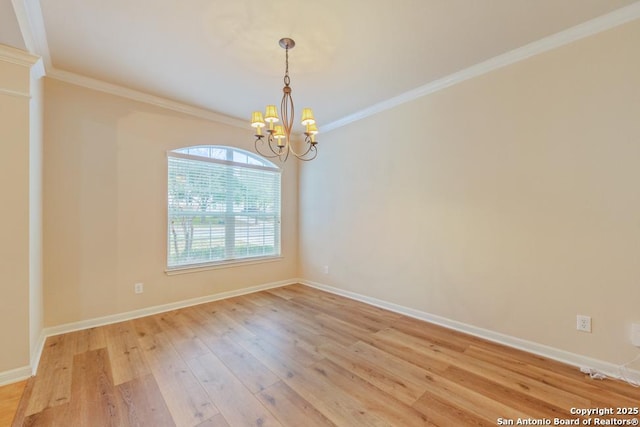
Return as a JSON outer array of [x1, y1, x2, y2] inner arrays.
[[11, 0, 640, 132], [322, 2, 640, 133], [11, 0, 51, 68], [0, 43, 38, 67], [13, 0, 246, 128], [48, 68, 247, 128]]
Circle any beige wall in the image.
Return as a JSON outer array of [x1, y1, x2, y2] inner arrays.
[[299, 20, 640, 365], [0, 47, 39, 373], [43, 80, 298, 327]]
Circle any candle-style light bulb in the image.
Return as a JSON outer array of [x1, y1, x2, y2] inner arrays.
[[274, 125, 286, 147], [251, 111, 265, 136]]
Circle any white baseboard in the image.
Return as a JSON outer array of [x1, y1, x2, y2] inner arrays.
[[43, 279, 296, 337], [0, 365, 32, 387], [299, 279, 640, 384], [0, 279, 297, 385]]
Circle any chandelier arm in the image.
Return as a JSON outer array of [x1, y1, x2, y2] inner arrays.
[[300, 134, 318, 161], [297, 145, 318, 161], [299, 151, 317, 161], [285, 134, 317, 159], [267, 136, 285, 158], [270, 136, 289, 162], [254, 135, 281, 159], [285, 142, 307, 159]]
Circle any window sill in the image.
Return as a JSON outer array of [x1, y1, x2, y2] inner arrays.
[[165, 255, 283, 276]]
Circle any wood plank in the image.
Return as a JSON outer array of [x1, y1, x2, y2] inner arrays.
[[291, 295, 391, 333], [256, 381, 336, 427], [359, 328, 452, 374], [265, 287, 300, 300], [0, 380, 27, 427], [25, 333, 77, 416], [310, 358, 435, 426], [411, 368, 530, 424], [161, 322, 210, 362], [104, 321, 150, 386], [22, 402, 72, 427], [10, 376, 34, 427], [350, 340, 448, 381], [154, 310, 183, 331], [139, 332, 218, 426], [187, 353, 283, 427], [412, 390, 491, 426], [373, 327, 592, 410], [442, 365, 573, 420], [237, 336, 392, 427], [240, 292, 281, 306], [221, 304, 324, 368], [464, 344, 640, 408], [214, 297, 257, 317], [186, 304, 256, 342], [390, 318, 471, 352], [318, 342, 427, 405], [116, 374, 175, 427], [195, 414, 230, 427], [131, 313, 164, 338], [272, 301, 360, 348], [202, 333, 280, 394], [66, 348, 124, 427], [313, 313, 382, 344], [254, 299, 360, 349], [180, 305, 281, 394], [71, 326, 107, 354]]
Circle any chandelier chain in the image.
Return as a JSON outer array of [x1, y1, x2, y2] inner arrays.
[[284, 46, 290, 87]]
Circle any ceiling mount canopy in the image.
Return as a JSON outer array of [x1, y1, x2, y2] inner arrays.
[[279, 37, 295, 50], [251, 37, 318, 162]]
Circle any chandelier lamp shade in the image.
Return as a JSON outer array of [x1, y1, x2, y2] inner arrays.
[[251, 38, 318, 162]]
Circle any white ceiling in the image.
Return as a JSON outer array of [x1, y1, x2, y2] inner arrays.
[[3, 0, 640, 131], [0, 0, 26, 50]]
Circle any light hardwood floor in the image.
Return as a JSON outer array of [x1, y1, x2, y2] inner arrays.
[[10, 284, 640, 426], [0, 380, 27, 427]]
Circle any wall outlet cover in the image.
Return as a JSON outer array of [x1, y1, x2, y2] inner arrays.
[[576, 315, 591, 333], [134, 282, 144, 294]]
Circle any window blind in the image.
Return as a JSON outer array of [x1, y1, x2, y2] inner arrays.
[[167, 147, 281, 269]]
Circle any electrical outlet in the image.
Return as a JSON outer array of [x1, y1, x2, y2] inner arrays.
[[134, 282, 144, 294], [322, 265, 329, 274], [576, 315, 591, 333]]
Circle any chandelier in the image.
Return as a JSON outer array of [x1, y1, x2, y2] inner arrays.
[[250, 38, 318, 162]]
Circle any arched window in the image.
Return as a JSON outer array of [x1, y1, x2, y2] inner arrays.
[[167, 145, 281, 270]]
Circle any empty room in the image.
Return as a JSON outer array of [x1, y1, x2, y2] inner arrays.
[[1, 0, 639, 426]]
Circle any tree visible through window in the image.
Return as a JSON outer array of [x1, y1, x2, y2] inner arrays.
[[167, 145, 281, 269]]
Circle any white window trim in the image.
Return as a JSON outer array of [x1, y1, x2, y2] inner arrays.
[[165, 255, 284, 275], [166, 145, 282, 271]]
